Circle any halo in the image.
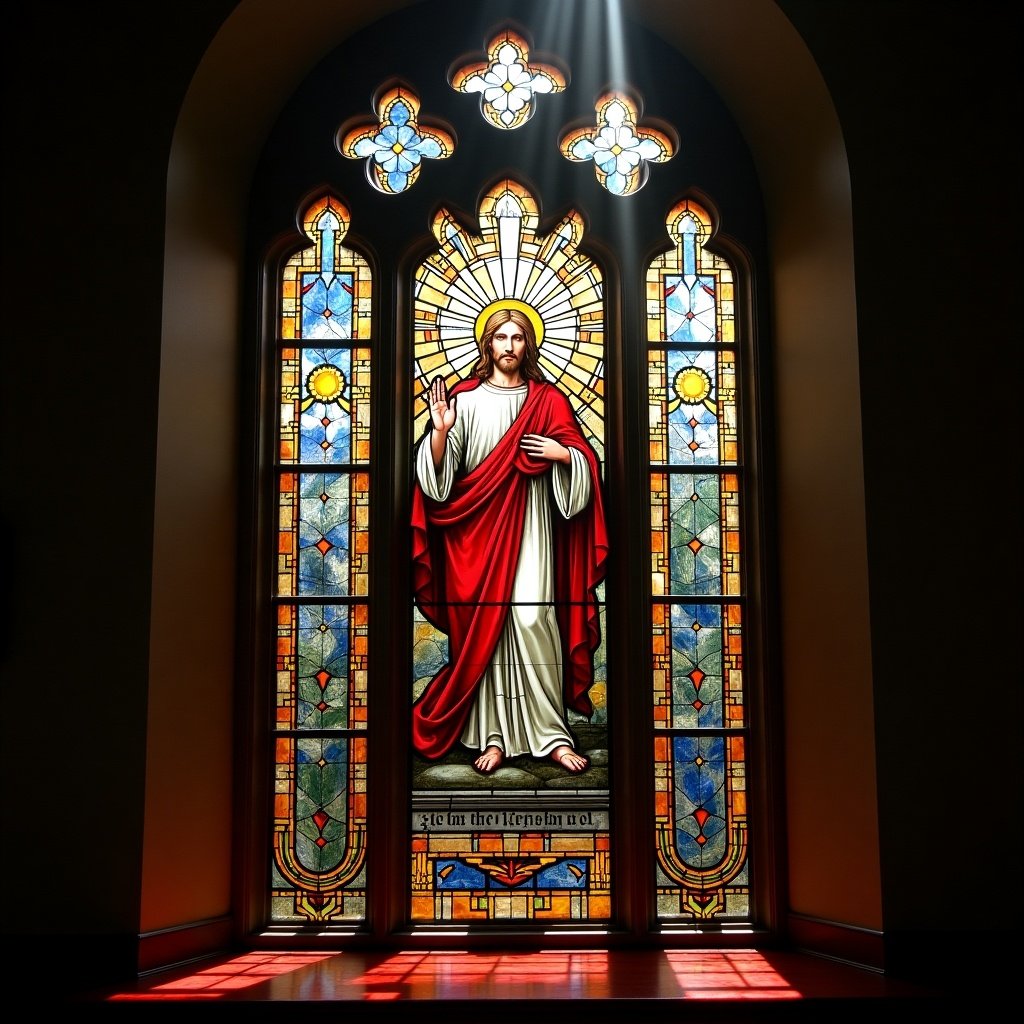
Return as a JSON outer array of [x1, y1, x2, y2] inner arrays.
[[474, 299, 545, 346]]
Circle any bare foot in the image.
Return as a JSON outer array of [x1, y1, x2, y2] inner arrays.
[[474, 745, 504, 773], [551, 745, 588, 772]]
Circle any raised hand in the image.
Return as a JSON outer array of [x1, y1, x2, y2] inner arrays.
[[428, 375, 457, 434]]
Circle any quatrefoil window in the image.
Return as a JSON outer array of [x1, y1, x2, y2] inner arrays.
[[450, 28, 567, 130], [338, 84, 455, 195], [560, 91, 675, 196]]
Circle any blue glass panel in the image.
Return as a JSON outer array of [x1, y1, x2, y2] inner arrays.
[[672, 734, 727, 868], [297, 604, 350, 730], [300, 270, 354, 340], [664, 269, 716, 343], [436, 860, 487, 890], [670, 603, 724, 728], [300, 348, 353, 464], [666, 349, 719, 465], [669, 474, 722, 595], [294, 736, 349, 873], [536, 860, 588, 889], [298, 472, 350, 595]]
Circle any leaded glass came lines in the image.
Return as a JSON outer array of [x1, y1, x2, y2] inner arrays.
[[271, 195, 371, 924], [450, 28, 567, 130], [647, 199, 750, 922], [410, 177, 609, 924]]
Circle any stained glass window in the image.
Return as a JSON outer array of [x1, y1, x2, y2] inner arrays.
[[254, 10, 769, 941], [270, 195, 372, 923], [559, 91, 675, 197], [646, 199, 750, 920], [450, 27, 567, 130], [409, 178, 610, 923], [338, 84, 455, 195]]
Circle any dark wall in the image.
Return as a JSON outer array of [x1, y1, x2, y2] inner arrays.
[[249, 0, 766, 258], [778, 0, 1023, 979], [2, 0, 1020, 995], [0, 1, 237, 989]]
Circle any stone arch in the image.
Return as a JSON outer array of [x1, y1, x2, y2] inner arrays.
[[144, 0, 878, 939]]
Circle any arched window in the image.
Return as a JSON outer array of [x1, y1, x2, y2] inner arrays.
[[647, 199, 749, 920], [409, 178, 609, 922], [247, 2, 775, 942], [270, 196, 372, 922]]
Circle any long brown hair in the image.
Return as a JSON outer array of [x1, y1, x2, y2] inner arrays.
[[471, 308, 545, 382]]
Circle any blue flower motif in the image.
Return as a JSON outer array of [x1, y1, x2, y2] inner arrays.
[[351, 100, 444, 194]]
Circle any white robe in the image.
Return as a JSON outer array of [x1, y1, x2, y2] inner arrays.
[[415, 381, 593, 758]]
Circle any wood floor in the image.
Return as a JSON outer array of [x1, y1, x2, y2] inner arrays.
[[65, 946, 962, 1021]]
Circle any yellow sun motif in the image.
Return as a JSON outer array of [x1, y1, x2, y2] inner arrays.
[[306, 364, 347, 402], [667, 366, 712, 413], [474, 299, 545, 346], [675, 367, 711, 403]]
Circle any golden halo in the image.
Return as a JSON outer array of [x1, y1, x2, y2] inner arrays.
[[474, 299, 545, 346]]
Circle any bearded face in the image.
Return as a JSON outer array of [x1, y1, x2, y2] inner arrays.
[[488, 320, 527, 377]]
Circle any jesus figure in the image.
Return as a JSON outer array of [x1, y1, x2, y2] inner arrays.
[[411, 307, 608, 774]]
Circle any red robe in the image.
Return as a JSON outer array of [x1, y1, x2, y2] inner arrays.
[[411, 379, 609, 759]]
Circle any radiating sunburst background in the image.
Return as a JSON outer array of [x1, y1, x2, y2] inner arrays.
[[412, 177, 606, 461]]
